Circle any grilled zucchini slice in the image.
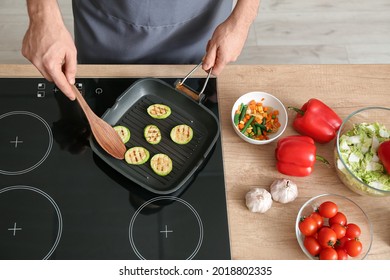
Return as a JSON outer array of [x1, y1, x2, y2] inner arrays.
[[124, 147, 150, 165], [113, 125, 131, 143], [144, 125, 162, 144], [170, 124, 193, 144], [150, 153, 173, 176], [147, 104, 171, 119]]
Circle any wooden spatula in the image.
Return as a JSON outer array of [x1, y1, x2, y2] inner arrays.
[[71, 84, 126, 159]]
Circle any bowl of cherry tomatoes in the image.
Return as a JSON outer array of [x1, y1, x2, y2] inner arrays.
[[295, 194, 373, 260]]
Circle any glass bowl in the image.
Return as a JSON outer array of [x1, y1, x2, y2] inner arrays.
[[296, 194, 373, 260], [335, 107, 390, 196], [231, 91, 288, 145]]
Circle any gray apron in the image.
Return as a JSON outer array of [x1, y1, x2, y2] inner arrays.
[[72, 0, 233, 64]]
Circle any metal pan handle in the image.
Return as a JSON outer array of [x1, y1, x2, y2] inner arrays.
[[174, 62, 212, 103]]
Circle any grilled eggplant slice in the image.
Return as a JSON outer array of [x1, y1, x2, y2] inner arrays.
[[144, 125, 162, 144], [124, 147, 150, 165], [114, 125, 131, 143], [147, 104, 171, 119], [170, 124, 193, 144], [150, 153, 173, 176]]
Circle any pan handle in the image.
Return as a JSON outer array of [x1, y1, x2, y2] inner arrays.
[[174, 62, 212, 103]]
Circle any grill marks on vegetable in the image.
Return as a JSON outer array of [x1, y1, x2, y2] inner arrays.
[[171, 124, 193, 144], [144, 125, 161, 144], [125, 147, 150, 165], [147, 104, 171, 119], [150, 105, 166, 115], [114, 125, 131, 143], [150, 154, 173, 176]]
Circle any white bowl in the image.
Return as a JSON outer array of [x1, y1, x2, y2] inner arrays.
[[231, 91, 288, 144]]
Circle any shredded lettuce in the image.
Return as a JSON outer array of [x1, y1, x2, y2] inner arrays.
[[338, 122, 390, 193]]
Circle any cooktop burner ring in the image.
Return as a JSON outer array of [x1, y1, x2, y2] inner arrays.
[[129, 196, 204, 260], [0, 111, 53, 175], [0, 185, 63, 260]]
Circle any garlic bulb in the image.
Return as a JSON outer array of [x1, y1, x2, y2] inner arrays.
[[270, 179, 298, 204], [245, 188, 272, 213]]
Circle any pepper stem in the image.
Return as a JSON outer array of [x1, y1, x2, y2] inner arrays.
[[316, 155, 330, 166], [288, 106, 305, 116]]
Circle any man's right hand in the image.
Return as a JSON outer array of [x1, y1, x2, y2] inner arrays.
[[22, 1, 77, 100]]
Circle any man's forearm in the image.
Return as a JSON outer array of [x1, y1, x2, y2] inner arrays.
[[26, 0, 63, 22], [231, 0, 261, 29]]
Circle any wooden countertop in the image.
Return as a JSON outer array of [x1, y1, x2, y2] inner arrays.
[[1, 64, 389, 260]]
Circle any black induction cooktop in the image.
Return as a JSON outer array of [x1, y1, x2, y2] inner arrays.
[[0, 77, 231, 260]]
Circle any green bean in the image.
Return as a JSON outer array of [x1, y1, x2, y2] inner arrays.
[[234, 113, 240, 125], [240, 116, 255, 133], [255, 123, 266, 136], [239, 105, 248, 122], [252, 124, 258, 135]]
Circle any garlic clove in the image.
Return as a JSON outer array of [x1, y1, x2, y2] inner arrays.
[[245, 187, 273, 213], [270, 178, 298, 204]]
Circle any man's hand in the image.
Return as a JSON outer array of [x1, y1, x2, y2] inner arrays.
[[202, 19, 249, 76], [202, 0, 260, 76], [22, 0, 77, 100]]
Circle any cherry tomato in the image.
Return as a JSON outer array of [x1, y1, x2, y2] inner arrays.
[[346, 223, 361, 239], [309, 212, 324, 228], [330, 223, 347, 239], [317, 227, 337, 248], [304, 236, 321, 256], [336, 248, 349, 260], [319, 247, 338, 260], [344, 239, 363, 257], [335, 236, 349, 249], [318, 201, 338, 218], [329, 212, 347, 226], [299, 216, 317, 236]]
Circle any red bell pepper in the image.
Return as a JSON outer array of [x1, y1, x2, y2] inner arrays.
[[275, 135, 329, 177], [378, 140, 390, 173], [289, 98, 342, 143]]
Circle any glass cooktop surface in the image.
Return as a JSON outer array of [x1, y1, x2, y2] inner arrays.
[[0, 77, 230, 260]]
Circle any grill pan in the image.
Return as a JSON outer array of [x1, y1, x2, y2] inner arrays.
[[90, 77, 220, 194]]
